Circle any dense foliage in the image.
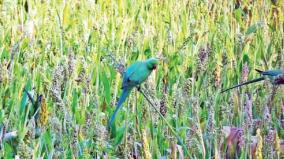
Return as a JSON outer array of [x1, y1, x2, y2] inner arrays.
[[0, 0, 283, 158]]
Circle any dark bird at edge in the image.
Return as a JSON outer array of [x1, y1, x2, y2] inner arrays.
[[221, 69, 284, 93]]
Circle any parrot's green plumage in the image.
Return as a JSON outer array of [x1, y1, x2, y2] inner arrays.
[[109, 58, 159, 127], [221, 69, 284, 93]]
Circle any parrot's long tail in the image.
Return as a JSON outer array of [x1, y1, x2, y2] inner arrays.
[[108, 89, 131, 128], [221, 77, 265, 93]]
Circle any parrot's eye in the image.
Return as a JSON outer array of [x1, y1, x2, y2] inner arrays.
[[152, 65, 157, 70]]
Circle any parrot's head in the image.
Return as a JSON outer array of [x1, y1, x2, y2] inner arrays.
[[146, 57, 159, 70]]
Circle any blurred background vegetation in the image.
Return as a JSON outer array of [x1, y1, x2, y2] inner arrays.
[[0, 0, 284, 158]]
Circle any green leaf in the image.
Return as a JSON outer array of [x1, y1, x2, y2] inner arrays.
[[242, 54, 250, 64], [71, 90, 78, 114], [113, 126, 126, 146], [3, 143, 14, 159], [234, 8, 242, 23], [43, 130, 53, 151], [20, 38, 30, 51], [131, 48, 139, 60], [63, 3, 71, 27], [238, 53, 250, 73], [110, 121, 117, 139], [1, 47, 9, 59], [75, 110, 85, 125], [4, 30, 11, 44], [20, 79, 32, 117], [144, 48, 151, 57], [101, 69, 111, 104]]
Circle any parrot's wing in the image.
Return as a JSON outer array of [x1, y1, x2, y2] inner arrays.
[[128, 61, 153, 85], [122, 61, 143, 89], [261, 69, 284, 76], [124, 62, 141, 77]]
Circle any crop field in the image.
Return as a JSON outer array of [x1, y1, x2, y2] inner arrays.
[[0, 0, 284, 158]]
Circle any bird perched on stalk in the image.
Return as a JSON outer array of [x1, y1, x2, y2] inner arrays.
[[108, 57, 160, 127], [221, 69, 284, 93]]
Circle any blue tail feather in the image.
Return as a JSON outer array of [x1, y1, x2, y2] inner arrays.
[[221, 77, 265, 93], [108, 89, 131, 127]]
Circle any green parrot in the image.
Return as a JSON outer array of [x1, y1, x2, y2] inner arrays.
[[108, 57, 160, 127], [221, 69, 284, 93]]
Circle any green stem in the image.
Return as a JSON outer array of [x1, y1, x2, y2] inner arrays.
[[138, 88, 190, 156]]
